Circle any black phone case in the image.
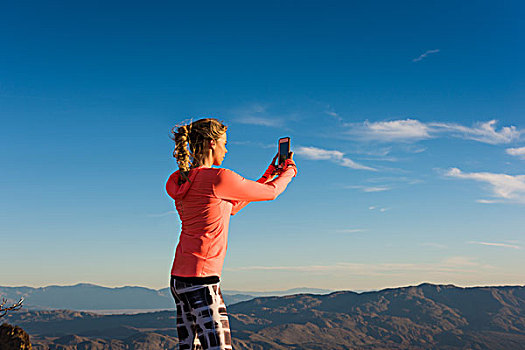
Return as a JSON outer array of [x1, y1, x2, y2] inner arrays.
[[278, 137, 290, 166]]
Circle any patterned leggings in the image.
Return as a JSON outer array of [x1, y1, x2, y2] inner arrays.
[[170, 276, 233, 350]]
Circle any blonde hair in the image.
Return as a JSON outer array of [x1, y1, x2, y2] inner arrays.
[[171, 118, 228, 184]]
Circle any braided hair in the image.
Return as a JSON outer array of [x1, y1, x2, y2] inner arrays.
[[171, 118, 228, 184]]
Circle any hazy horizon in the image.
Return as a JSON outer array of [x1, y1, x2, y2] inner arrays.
[[2, 1, 524, 291], [3, 281, 524, 295]]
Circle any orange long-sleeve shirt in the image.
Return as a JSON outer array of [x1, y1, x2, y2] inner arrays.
[[166, 160, 297, 278]]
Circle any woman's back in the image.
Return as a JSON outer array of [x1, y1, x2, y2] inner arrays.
[[168, 167, 231, 232], [167, 166, 233, 278]]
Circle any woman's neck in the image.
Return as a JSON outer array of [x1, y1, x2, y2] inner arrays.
[[201, 150, 214, 168]]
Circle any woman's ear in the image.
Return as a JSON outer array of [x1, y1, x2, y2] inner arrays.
[[209, 139, 216, 150]]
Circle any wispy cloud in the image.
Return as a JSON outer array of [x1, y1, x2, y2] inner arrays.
[[324, 110, 344, 122], [445, 168, 525, 204], [369, 206, 389, 212], [413, 49, 440, 62], [363, 186, 390, 192], [347, 119, 521, 145], [233, 104, 284, 127], [225, 256, 490, 275], [236, 115, 283, 127], [403, 145, 427, 154], [296, 146, 376, 171], [336, 229, 366, 233], [347, 185, 391, 192], [441, 256, 479, 267], [468, 241, 522, 250], [429, 120, 521, 145], [506, 146, 525, 159], [476, 199, 502, 204], [353, 147, 393, 157]]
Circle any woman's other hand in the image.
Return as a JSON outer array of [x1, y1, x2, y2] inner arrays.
[[261, 154, 279, 180], [272, 152, 295, 176]]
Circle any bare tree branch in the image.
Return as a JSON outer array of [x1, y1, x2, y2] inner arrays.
[[0, 298, 24, 318]]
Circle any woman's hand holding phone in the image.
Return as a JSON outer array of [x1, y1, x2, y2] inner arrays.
[[265, 137, 295, 177], [271, 151, 294, 176]]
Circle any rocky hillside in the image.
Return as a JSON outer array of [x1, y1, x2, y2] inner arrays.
[[227, 283, 525, 349], [4, 283, 525, 349]]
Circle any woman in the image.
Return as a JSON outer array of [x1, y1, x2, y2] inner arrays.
[[166, 118, 297, 350]]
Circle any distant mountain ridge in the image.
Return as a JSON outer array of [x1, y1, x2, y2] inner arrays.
[[228, 282, 525, 349], [5, 283, 525, 349], [0, 284, 333, 311]]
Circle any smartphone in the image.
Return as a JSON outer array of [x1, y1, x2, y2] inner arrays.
[[278, 137, 291, 166]]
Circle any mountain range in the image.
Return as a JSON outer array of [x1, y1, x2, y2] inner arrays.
[[0, 284, 332, 312], [3, 283, 525, 349]]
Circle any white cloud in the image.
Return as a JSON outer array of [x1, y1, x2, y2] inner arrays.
[[476, 199, 502, 204], [357, 119, 431, 142], [430, 120, 520, 145], [296, 146, 343, 160], [446, 167, 525, 204], [368, 206, 389, 212], [296, 146, 376, 171], [347, 119, 521, 145], [339, 158, 376, 170], [413, 49, 440, 62], [336, 229, 366, 233], [347, 185, 391, 192], [363, 186, 391, 192], [468, 241, 521, 250], [506, 146, 525, 159]]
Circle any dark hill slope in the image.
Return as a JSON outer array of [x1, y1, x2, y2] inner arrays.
[[227, 283, 525, 349], [5, 283, 525, 349]]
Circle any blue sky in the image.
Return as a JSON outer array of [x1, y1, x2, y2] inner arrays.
[[1, 1, 524, 291]]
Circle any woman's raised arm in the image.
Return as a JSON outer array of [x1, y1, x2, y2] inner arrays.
[[212, 159, 297, 204]]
